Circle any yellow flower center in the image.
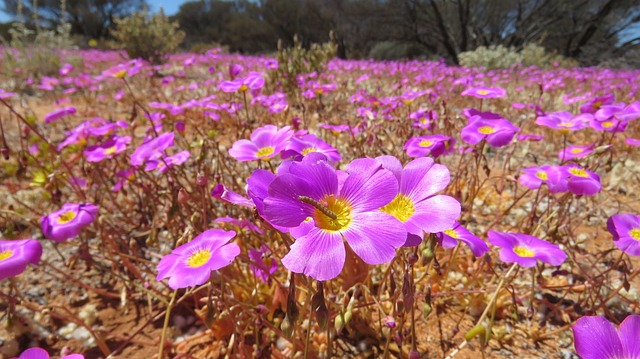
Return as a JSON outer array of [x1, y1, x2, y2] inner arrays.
[[313, 195, 352, 232], [57, 210, 77, 224], [0, 250, 13, 262], [302, 147, 317, 155], [403, 99, 413, 105], [419, 139, 433, 147], [592, 101, 602, 109], [315, 88, 324, 95], [601, 121, 614, 128], [513, 246, 535, 257], [444, 229, 459, 239], [187, 249, 212, 268], [570, 148, 584, 154], [477, 90, 489, 95], [536, 171, 548, 181], [239, 84, 249, 92], [104, 146, 118, 156], [568, 167, 589, 178], [256, 146, 275, 158], [478, 126, 496, 135], [558, 122, 574, 128], [630, 228, 640, 241], [380, 194, 415, 223], [113, 70, 127, 79]]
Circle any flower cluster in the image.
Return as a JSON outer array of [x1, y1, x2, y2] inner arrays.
[[245, 153, 460, 281], [519, 164, 601, 196]]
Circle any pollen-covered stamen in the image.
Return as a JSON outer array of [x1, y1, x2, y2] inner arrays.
[[0, 250, 13, 262], [187, 249, 212, 268], [380, 194, 415, 223], [301, 195, 352, 231], [478, 126, 496, 135], [513, 246, 535, 257], [568, 167, 589, 178], [630, 228, 640, 241], [444, 229, 459, 239], [419, 139, 433, 147], [536, 171, 548, 181], [299, 196, 338, 220], [57, 210, 77, 224], [256, 146, 275, 158]]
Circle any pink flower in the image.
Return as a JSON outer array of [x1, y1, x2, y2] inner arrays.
[[461, 86, 506, 99], [44, 106, 76, 124], [84, 136, 131, 162], [219, 72, 264, 93], [229, 125, 293, 162], [156, 229, 240, 289], [404, 135, 455, 158], [558, 144, 594, 161], [572, 315, 640, 359], [0, 239, 42, 281], [41, 203, 98, 242]]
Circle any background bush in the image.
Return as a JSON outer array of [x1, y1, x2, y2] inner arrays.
[[110, 10, 185, 64]]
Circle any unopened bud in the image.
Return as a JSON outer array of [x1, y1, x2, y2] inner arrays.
[[178, 187, 190, 205], [281, 314, 294, 337], [408, 350, 421, 359], [384, 315, 396, 329], [196, 173, 208, 187], [407, 252, 418, 265]]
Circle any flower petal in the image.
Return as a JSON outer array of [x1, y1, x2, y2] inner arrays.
[[343, 212, 405, 265], [572, 316, 624, 359], [619, 315, 640, 359], [281, 228, 345, 281]]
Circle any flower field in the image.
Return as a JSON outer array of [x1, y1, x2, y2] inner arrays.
[[1, 49, 640, 358]]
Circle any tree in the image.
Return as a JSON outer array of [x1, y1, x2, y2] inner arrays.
[[1, 0, 147, 39]]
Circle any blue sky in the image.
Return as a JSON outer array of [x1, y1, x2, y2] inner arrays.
[[0, 0, 191, 22]]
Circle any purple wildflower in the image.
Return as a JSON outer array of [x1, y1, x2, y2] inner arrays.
[[219, 72, 265, 93], [520, 165, 567, 193], [262, 154, 406, 281], [607, 214, 640, 256], [229, 125, 293, 162], [579, 94, 614, 114], [461, 86, 506, 99], [559, 144, 594, 161], [41, 203, 98, 242], [84, 136, 131, 162], [488, 231, 567, 267], [248, 245, 278, 283], [144, 150, 190, 173], [403, 135, 455, 158], [572, 315, 640, 359], [13, 347, 84, 359], [130, 132, 175, 167], [44, 106, 76, 124], [461, 116, 519, 147], [564, 165, 602, 196], [282, 133, 341, 163], [156, 229, 240, 289], [535, 111, 592, 131], [376, 156, 461, 247], [436, 223, 489, 257], [0, 239, 42, 280]]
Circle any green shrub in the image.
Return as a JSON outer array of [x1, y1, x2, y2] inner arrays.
[[1, 22, 77, 90], [458, 43, 576, 69], [267, 33, 337, 99], [111, 10, 185, 64]]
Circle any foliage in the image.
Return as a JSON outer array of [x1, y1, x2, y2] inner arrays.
[[1, 0, 147, 39], [0, 21, 78, 89], [268, 33, 337, 98], [459, 44, 577, 70], [110, 10, 185, 64]]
